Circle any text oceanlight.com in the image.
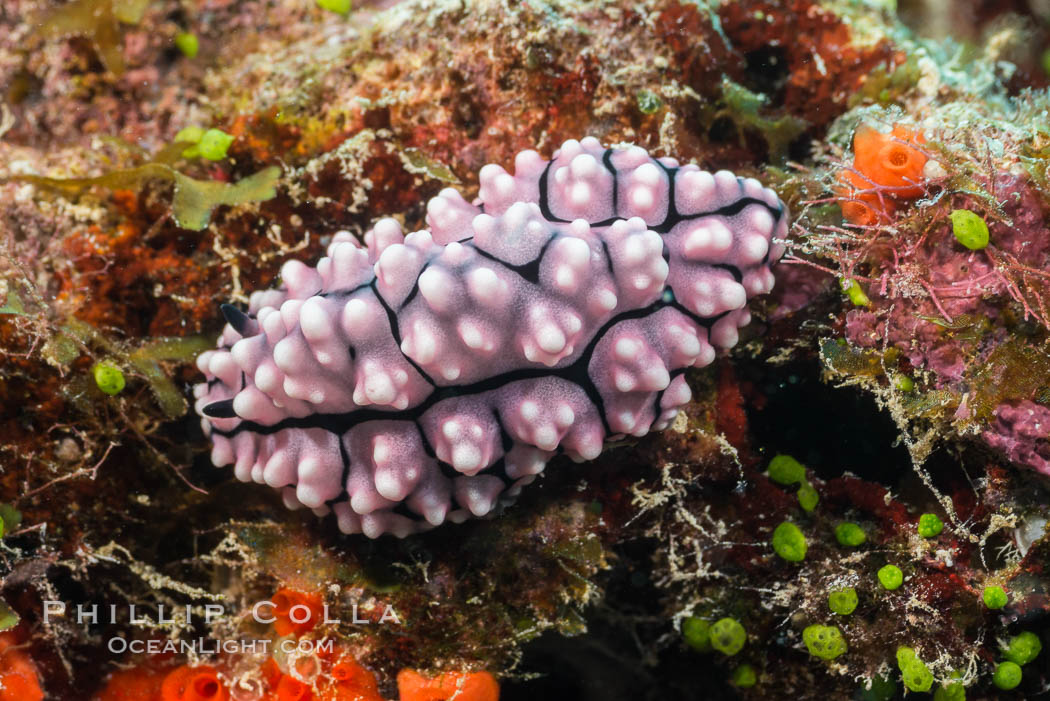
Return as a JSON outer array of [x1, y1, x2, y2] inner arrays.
[[108, 637, 337, 655]]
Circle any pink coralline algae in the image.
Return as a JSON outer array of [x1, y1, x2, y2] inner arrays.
[[193, 137, 787, 537], [984, 401, 1050, 476]]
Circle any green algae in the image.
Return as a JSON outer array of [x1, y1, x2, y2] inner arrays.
[[400, 147, 462, 184], [717, 78, 808, 163], [128, 336, 215, 417], [5, 164, 281, 231], [34, 0, 152, 75], [971, 339, 1050, 421]]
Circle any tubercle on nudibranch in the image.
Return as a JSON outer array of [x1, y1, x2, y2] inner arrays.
[[194, 137, 788, 538]]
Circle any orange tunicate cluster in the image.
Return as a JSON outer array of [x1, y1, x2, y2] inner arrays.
[[396, 670, 499, 701], [260, 650, 386, 701], [161, 665, 228, 701], [837, 124, 928, 226], [97, 660, 501, 701], [95, 587, 499, 701], [271, 588, 325, 638], [96, 664, 225, 701], [0, 631, 44, 701]]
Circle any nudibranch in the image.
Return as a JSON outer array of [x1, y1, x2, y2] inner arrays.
[[194, 137, 788, 537]]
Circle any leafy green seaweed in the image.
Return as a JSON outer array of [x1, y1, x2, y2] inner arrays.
[[34, 0, 152, 75], [4, 164, 281, 231]]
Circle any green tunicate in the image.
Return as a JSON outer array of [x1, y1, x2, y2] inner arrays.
[[1003, 631, 1042, 666], [1043, 47, 1050, 77], [896, 647, 933, 693], [681, 616, 711, 653], [709, 617, 747, 656], [772, 521, 807, 562], [0, 601, 17, 633], [317, 0, 352, 13], [730, 664, 756, 688], [93, 362, 126, 395], [895, 375, 914, 392], [797, 481, 819, 512], [174, 32, 198, 58], [933, 681, 966, 701], [835, 522, 866, 547], [636, 90, 662, 115], [828, 587, 858, 615], [949, 209, 990, 250], [803, 625, 847, 660], [840, 278, 871, 307], [878, 564, 903, 590], [858, 676, 896, 701], [983, 585, 1008, 609], [174, 126, 205, 144], [0, 505, 22, 534], [175, 126, 205, 158], [767, 454, 806, 485], [918, 512, 944, 538], [198, 128, 234, 161], [993, 661, 1022, 690]]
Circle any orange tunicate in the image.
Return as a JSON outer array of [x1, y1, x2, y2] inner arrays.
[[837, 124, 927, 224], [96, 666, 166, 701], [323, 655, 383, 701], [160, 665, 228, 701], [852, 124, 927, 197], [272, 588, 325, 637], [0, 632, 43, 701], [274, 674, 312, 701], [836, 169, 898, 226], [396, 670, 499, 701]]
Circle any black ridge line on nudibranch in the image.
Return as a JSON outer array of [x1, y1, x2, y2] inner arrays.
[[320, 438, 354, 508], [315, 188, 783, 303], [321, 281, 372, 299], [368, 278, 438, 388], [600, 239, 615, 276], [467, 233, 557, 285], [656, 160, 680, 228], [398, 261, 428, 310], [396, 232, 561, 319], [206, 297, 730, 435], [602, 149, 618, 218], [536, 153, 783, 233], [492, 409, 514, 453]]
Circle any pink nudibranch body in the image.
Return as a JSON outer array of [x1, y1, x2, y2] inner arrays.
[[195, 137, 787, 537]]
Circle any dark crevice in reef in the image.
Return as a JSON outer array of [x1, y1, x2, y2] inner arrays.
[[740, 357, 911, 486], [504, 536, 736, 701], [742, 46, 789, 105]]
